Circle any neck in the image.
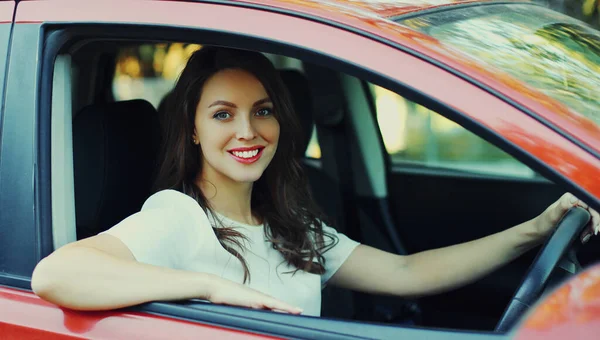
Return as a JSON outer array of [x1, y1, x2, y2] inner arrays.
[[196, 168, 258, 226]]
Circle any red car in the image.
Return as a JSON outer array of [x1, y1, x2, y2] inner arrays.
[[1, 0, 599, 338]]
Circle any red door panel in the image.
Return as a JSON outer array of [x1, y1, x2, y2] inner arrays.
[[515, 263, 600, 340], [0, 287, 277, 339]]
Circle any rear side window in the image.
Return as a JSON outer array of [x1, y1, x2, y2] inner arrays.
[[371, 84, 536, 178], [113, 43, 201, 107]]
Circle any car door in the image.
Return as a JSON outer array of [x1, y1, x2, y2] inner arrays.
[[5, 0, 594, 338]]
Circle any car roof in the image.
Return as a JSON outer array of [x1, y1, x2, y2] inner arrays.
[[234, 0, 489, 19]]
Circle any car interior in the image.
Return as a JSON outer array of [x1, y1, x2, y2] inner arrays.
[[48, 37, 600, 333]]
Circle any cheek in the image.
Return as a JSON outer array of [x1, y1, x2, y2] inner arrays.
[[258, 119, 280, 144], [197, 122, 231, 151]]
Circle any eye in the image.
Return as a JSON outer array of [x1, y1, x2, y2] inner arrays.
[[255, 108, 273, 117], [213, 111, 231, 120]]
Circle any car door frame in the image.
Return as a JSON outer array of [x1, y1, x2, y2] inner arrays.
[[0, 0, 26, 289]]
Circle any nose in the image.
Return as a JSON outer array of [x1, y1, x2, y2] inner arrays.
[[235, 115, 257, 141]]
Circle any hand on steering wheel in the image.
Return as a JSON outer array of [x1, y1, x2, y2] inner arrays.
[[495, 196, 597, 333], [535, 193, 599, 243]]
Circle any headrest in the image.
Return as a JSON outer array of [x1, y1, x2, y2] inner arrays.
[[279, 69, 314, 156], [303, 64, 345, 127], [73, 99, 161, 239]]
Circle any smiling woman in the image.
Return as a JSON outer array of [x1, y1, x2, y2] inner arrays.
[[150, 48, 343, 290], [193, 69, 279, 178]]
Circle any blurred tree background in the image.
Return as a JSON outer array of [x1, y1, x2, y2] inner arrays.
[[541, 0, 600, 28]]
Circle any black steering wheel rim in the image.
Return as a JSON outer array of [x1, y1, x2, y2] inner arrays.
[[495, 207, 591, 333]]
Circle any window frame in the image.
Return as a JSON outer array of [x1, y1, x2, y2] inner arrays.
[[33, 22, 593, 337], [0, 3, 15, 286], [0, 22, 42, 290]]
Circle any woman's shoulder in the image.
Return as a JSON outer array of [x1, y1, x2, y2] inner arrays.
[[141, 189, 210, 224], [143, 189, 200, 210]]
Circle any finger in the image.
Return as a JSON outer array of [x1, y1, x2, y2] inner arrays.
[[560, 193, 588, 215], [575, 199, 589, 210], [581, 226, 593, 244], [553, 193, 575, 221], [263, 298, 303, 314], [589, 208, 600, 235], [567, 193, 591, 211], [567, 193, 580, 207], [569, 194, 600, 235]]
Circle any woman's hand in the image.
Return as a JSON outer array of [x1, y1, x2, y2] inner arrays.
[[207, 277, 303, 314], [535, 193, 600, 243]]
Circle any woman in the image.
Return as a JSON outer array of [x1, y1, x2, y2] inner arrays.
[[32, 47, 600, 316]]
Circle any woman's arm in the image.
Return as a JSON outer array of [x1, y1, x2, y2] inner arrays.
[[31, 234, 301, 313], [329, 193, 600, 297]]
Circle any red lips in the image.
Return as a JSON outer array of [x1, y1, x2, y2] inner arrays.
[[227, 146, 265, 164]]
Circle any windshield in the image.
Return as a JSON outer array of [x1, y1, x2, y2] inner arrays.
[[398, 4, 600, 126]]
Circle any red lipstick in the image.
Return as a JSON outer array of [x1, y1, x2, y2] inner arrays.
[[227, 146, 265, 164]]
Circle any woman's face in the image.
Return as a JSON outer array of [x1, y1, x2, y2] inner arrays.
[[193, 68, 280, 184]]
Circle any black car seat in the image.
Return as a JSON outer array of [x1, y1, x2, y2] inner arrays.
[[278, 70, 346, 229], [279, 69, 356, 319], [73, 99, 161, 239]]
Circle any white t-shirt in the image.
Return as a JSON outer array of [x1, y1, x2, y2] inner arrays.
[[104, 189, 360, 316]]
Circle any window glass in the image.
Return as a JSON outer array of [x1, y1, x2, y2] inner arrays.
[[305, 126, 321, 159], [371, 85, 536, 178], [112, 44, 321, 159], [113, 43, 201, 107], [399, 4, 600, 126]]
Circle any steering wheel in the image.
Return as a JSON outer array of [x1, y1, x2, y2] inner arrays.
[[495, 207, 591, 333]]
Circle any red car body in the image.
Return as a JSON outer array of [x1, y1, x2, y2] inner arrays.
[[0, 0, 599, 338]]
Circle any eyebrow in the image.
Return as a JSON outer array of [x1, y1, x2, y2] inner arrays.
[[207, 98, 271, 108], [208, 100, 237, 108], [252, 98, 272, 107]]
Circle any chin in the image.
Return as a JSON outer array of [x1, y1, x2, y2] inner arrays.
[[230, 171, 264, 184]]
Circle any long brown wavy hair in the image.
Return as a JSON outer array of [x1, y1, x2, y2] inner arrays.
[[154, 46, 336, 282]]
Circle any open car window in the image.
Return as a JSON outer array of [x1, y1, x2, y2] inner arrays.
[[38, 7, 597, 338]]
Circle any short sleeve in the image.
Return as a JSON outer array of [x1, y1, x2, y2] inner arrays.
[[103, 189, 212, 269], [320, 224, 360, 285]]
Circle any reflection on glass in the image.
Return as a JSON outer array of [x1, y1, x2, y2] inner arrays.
[[305, 127, 322, 159], [400, 4, 600, 126], [371, 84, 535, 178]]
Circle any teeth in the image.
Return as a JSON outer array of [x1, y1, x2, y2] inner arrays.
[[232, 149, 259, 158]]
